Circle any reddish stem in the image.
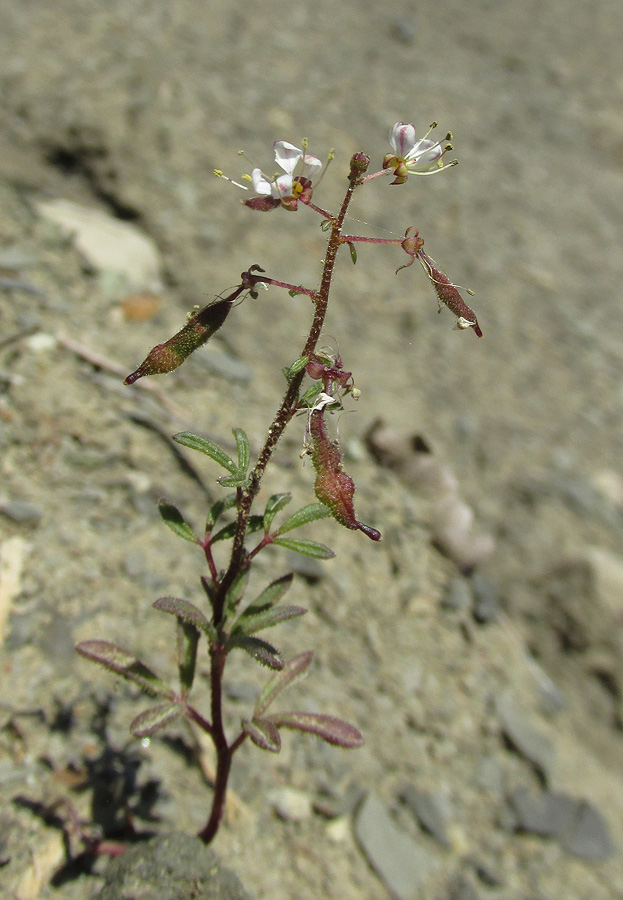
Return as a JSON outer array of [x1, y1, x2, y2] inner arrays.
[[197, 155, 369, 845]]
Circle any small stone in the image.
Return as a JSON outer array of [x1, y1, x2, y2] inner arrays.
[[495, 689, 555, 781], [507, 787, 578, 837], [121, 291, 162, 322], [470, 576, 500, 624], [36, 199, 162, 291], [559, 800, 614, 861], [269, 787, 312, 822], [355, 790, 439, 900], [402, 785, 451, 847], [0, 501, 43, 527], [96, 832, 251, 899]]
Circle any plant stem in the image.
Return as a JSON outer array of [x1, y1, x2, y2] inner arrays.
[[197, 155, 369, 845]]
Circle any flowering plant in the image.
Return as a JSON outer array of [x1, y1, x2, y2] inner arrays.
[[77, 121, 481, 849]]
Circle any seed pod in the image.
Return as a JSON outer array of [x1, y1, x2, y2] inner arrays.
[[309, 409, 381, 542], [125, 296, 234, 384]]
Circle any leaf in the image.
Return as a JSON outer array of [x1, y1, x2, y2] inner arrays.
[[216, 472, 249, 488], [152, 596, 216, 641], [173, 432, 237, 474], [227, 634, 283, 670], [263, 493, 292, 531], [348, 242, 357, 265], [266, 712, 364, 748], [225, 566, 250, 612], [255, 650, 313, 717], [299, 382, 322, 407], [276, 502, 332, 535], [158, 500, 198, 544], [76, 640, 170, 696], [244, 573, 294, 615], [177, 620, 199, 694], [130, 701, 184, 738], [232, 604, 307, 637], [205, 493, 237, 532], [272, 537, 335, 559], [283, 356, 308, 382], [233, 427, 250, 474], [242, 717, 281, 752], [212, 515, 264, 544]]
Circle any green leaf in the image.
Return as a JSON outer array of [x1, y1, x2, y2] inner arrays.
[[226, 566, 250, 612], [276, 502, 332, 535], [255, 650, 313, 717], [266, 712, 364, 748], [263, 493, 292, 531], [272, 537, 335, 559], [233, 428, 250, 474], [205, 493, 237, 532], [76, 640, 170, 697], [244, 573, 294, 615], [216, 472, 249, 488], [282, 356, 308, 382], [232, 604, 307, 637], [212, 515, 264, 544], [320, 219, 332, 232], [130, 701, 184, 739], [227, 634, 283, 670], [173, 432, 237, 474], [298, 382, 322, 407], [242, 717, 281, 752], [177, 620, 199, 693], [158, 500, 198, 544], [152, 596, 216, 642], [348, 242, 357, 264]]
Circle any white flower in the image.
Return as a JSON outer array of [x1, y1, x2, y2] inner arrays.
[[384, 121, 455, 184], [250, 141, 322, 208]]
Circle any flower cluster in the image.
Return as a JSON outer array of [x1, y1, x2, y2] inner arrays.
[[245, 141, 323, 212]]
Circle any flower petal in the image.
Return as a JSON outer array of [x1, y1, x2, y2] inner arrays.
[[272, 173, 294, 199], [389, 122, 416, 157], [405, 138, 443, 172], [251, 168, 273, 196], [274, 141, 303, 174]]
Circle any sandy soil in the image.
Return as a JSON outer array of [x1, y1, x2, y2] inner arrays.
[[1, 1, 622, 898]]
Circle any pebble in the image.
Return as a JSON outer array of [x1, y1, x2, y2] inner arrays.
[[97, 832, 251, 900], [36, 198, 162, 292], [402, 785, 452, 847], [470, 575, 500, 624], [0, 500, 43, 526], [355, 790, 439, 900], [495, 689, 555, 782], [507, 788, 614, 860], [269, 787, 312, 822]]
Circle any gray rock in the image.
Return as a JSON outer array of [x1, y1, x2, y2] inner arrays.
[[507, 787, 578, 837], [402, 785, 451, 847], [0, 500, 43, 526], [355, 790, 438, 900], [507, 789, 614, 861], [495, 690, 555, 782], [558, 800, 615, 861], [470, 576, 500, 624], [96, 832, 251, 900]]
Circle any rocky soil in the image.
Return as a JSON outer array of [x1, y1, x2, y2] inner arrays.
[[1, 1, 623, 899]]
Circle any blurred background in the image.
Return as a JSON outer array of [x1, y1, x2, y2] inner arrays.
[[1, 1, 622, 898]]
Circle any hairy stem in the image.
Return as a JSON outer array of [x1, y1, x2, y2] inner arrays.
[[197, 155, 369, 845]]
